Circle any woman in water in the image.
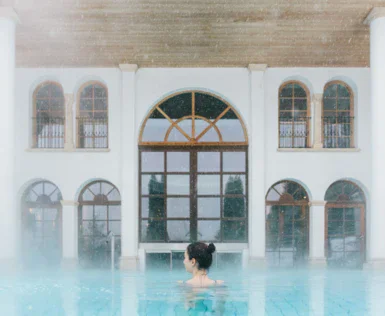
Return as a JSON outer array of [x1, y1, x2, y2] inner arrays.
[[181, 242, 224, 287]]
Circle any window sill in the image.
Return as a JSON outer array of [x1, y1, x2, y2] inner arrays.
[[277, 148, 361, 152], [26, 148, 111, 153], [139, 243, 248, 251]]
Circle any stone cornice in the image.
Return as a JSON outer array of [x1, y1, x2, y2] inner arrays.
[[364, 7, 385, 25], [248, 64, 268, 72], [119, 64, 138, 72], [0, 7, 20, 24], [60, 200, 79, 207]]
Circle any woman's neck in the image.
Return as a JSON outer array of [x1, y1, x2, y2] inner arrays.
[[192, 269, 207, 278]]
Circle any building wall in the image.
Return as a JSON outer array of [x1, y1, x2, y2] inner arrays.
[[14, 66, 371, 263]]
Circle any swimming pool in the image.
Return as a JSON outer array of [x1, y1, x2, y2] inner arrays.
[[0, 269, 384, 315]]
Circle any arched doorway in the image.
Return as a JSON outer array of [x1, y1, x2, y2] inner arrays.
[[78, 181, 121, 268], [325, 180, 366, 268], [265, 180, 309, 267], [21, 180, 62, 267], [139, 91, 248, 243]]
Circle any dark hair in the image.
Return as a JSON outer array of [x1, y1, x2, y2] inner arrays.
[[187, 242, 216, 270]]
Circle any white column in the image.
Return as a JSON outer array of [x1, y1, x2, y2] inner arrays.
[[64, 93, 75, 151], [0, 7, 19, 267], [119, 64, 139, 270], [309, 201, 326, 268], [312, 94, 323, 149], [364, 7, 385, 268], [248, 64, 267, 268], [61, 200, 78, 268]]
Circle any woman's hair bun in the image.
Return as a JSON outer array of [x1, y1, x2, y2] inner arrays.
[[207, 243, 216, 254]]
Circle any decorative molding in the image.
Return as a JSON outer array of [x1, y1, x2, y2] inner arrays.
[[119, 64, 138, 72], [310, 200, 327, 207], [60, 200, 79, 207], [26, 148, 110, 152], [0, 7, 20, 24], [364, 7, 385, 25], [248, 64, 268, 72], [277, 148, 361, 152]]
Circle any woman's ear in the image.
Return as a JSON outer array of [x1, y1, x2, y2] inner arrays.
[[191, 258, 196, 266]]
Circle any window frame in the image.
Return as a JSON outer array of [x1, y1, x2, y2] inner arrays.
[[278, 81, 311, 148], [76, 81, 109, 149], [322, 81, 355, 148]]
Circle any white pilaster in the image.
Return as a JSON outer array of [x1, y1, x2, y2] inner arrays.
[[119, 64, 139, 270], [64, 93, 75, 151], [248, 64, 267, 268], [61, 200, 79, 268], [309, 201, 327, 268], [364, 7, 385, 268], [0, 7, 19, 267], [312, 94, 323, 149]]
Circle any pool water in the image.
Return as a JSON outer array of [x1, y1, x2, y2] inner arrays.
[[0, 269, 384, 315]]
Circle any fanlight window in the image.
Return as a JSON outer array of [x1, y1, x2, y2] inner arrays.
[[325, 181, 365, 203], [78, 181, 121, 268], [323, 82, 354, 148], [266, 180, 309, 203], [24, 180, 63, 204], [77, 82, 108, 148], [33, 82, 65, 149], [139, 92, 247, 144]]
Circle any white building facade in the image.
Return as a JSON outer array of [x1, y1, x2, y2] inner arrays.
[[1, 7, 385, 271]]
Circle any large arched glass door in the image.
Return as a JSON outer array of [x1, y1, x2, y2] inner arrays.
[[139, 91, 248, 243], [325, 180, 366, 268], [21, 181, 62, 267], [265, 181, 309, 267], [78, 181, 121, 268]]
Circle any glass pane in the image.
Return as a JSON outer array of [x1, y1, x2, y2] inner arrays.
[[324, 85, 337, 98], [82, 189, 94, 201], [198, 152, 220, 172], [108, 205, 121, 220], [328, 237, 344, 252], [44, 222, 56, 237], [223, 152, 246, 172], [279, 84, 293, 97], [294, 99, 307, 111], [328, 221, 343, 236], [328, 208, 343, 221], [216, 115, 245, 142], [222, 220, 246, 241], [167, 198, 190, 218], [44, 208, 58, 221], [344, 221, 361, 235], [198, 175, 220, 195], [82, 210, 97, 226], [266, 234, 280, 251], [109, 221, 121, 236], [142, 220, 165, 241], [167, 220, 190, 241], [94, 85, 107, 98], [94, 99, 107, 111], [266, 189, 280, 201], [345, 208, 361, 221], [167, 175, 189, 195], [195, 93, 228, 119], [81, 221, 93, 236], [293, 84, 307, 97], [142, 196, 164, 218], [107, 188, 121, 201], [217, 253, 242, 269], [338, 99, 350, 111], [344, 236, 361, 251], [338, 84, 350, 97], [31, 208, 43, 221], [141, 111, 170, 142], [323, 98, 336, 111], [94, 206, 107, 220], [141, 152, 164, 172], [146, 253, 170, 270], [178, 119, 192, 137], [197, 125, 220, 142], [158, 93, 192, 120], [36, 84, 51, 98], [198, 221, 220, 241], [80, 99, 93, 111], [141, 175, 164, 195], [168, 127, 189, 142], [223, 197, 246, 218], [36, 99, 49, 111], [198, 198, 220, 218], [167, 152, 189, 172], [93, 221, 108, 236], [279, 98, 292, 111], [223, 175, 246, 194], [171, 252, 185, 270], [80, 85, 93, 98]]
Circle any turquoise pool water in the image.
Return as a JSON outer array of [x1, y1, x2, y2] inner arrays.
[[0, 269, 384, 315]]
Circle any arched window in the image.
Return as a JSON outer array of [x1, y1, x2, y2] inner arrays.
[[278, 82, 310, 148], [77, 82, 108, 148], [21, 181, 62, 267], [139, 91, 248, 243], [323, 82, 354, 148], [325, 180, 365, 268], [78, 181, 121, 268], [33, 82, 65, 148], [265, 180, 309, 267]]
